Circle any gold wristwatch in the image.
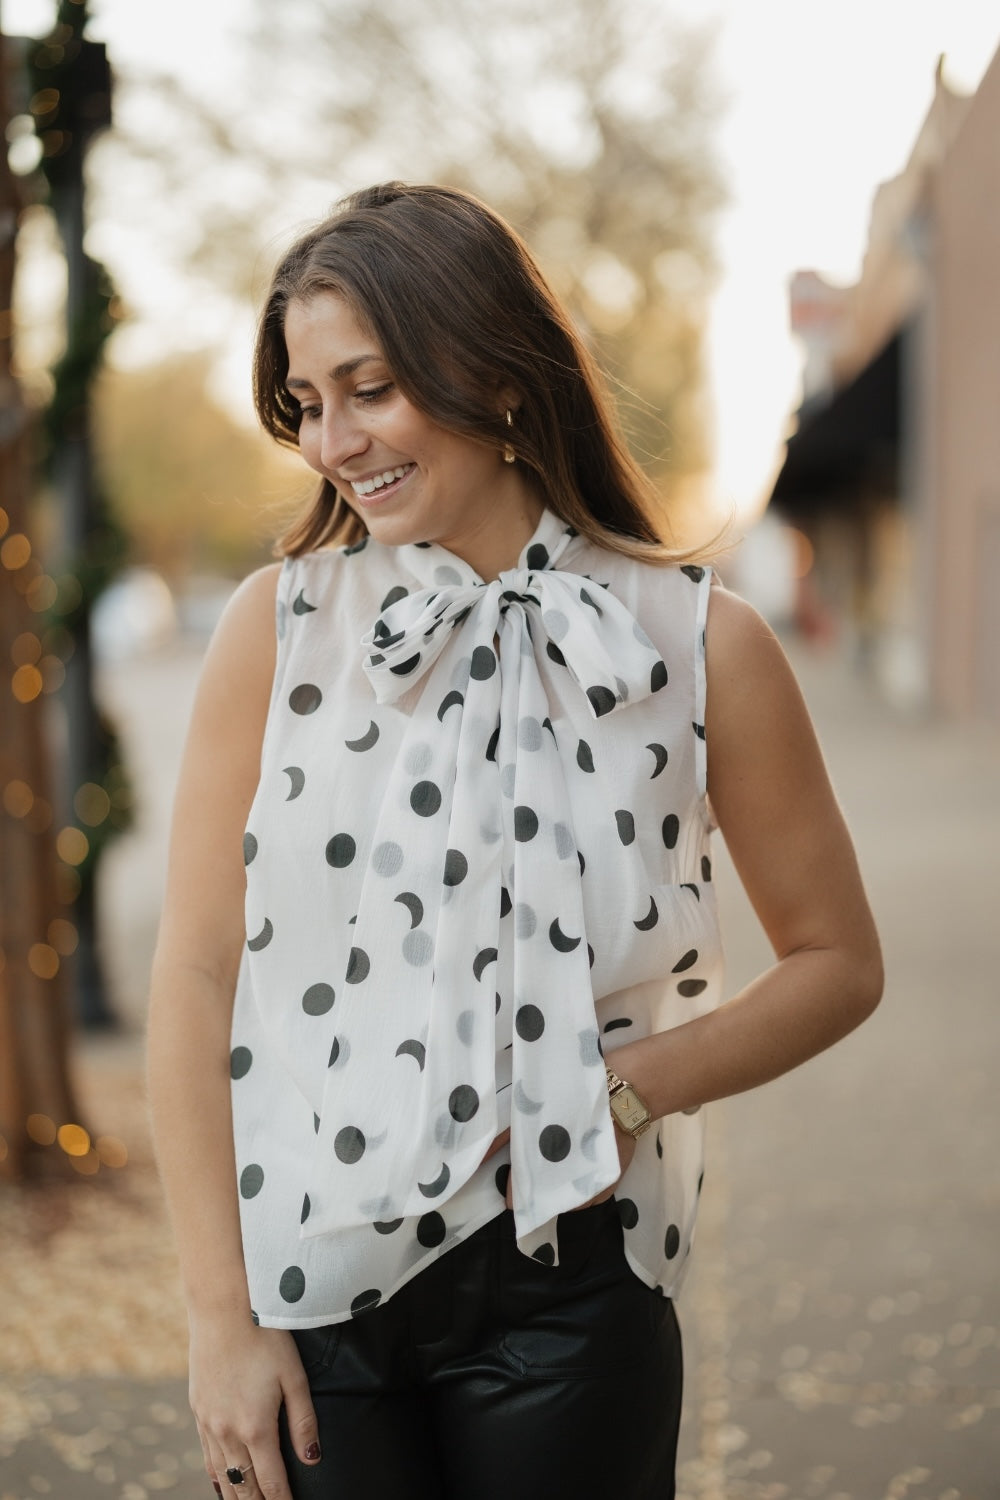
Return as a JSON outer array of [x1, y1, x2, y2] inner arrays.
[[606, 1066, 652, 1138]]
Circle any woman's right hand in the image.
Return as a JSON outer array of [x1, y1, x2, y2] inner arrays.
[[188, 1310, 321, 1498]]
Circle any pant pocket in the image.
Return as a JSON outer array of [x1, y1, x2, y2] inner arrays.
[[497, 1201, 664, 1377], [291, 1322, 344, 1376]]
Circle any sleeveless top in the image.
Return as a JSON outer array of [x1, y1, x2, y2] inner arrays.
[[231, 505, 723, 1328]]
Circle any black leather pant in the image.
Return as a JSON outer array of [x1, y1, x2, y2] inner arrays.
[[279, 1197, 683, 1499]]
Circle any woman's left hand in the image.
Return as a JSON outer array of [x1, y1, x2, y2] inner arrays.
[[481, 1125, 637, 1210]]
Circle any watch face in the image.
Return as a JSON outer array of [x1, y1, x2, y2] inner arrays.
[[612, 1084, 650, 1133]]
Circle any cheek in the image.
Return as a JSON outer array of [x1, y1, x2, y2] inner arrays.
[[296, 425, 324, 474]]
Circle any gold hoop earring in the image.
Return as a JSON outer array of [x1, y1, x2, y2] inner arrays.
[[503, 408, 516, 465]]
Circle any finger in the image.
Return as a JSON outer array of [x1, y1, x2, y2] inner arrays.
[[282, 1365, 322, 1467]]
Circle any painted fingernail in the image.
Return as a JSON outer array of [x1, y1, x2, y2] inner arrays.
[[305, 1441, 321, 1462]]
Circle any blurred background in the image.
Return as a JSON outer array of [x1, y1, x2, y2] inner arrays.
[[1, 2, 998, 1496]]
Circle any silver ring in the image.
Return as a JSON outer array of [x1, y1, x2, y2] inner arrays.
[[225, 1463, 254, 1486]]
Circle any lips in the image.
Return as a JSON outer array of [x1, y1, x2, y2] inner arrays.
[[350, 464, 414, 497]]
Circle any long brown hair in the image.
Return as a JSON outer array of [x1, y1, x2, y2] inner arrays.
[[254, 182, 706, 562]]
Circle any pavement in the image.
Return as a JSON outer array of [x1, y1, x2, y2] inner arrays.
[[1, 627, 998, 1500]]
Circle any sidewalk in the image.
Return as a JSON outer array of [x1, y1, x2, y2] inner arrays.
[[1, 633, 997, 1500]]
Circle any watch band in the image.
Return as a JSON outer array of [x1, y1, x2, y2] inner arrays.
[[605, 1066, 653, 1138]]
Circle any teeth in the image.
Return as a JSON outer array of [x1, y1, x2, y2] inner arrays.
[[351, 465, 412, 497]]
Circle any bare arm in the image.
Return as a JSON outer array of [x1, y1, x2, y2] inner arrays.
[[147, 564, 321, 1496], [609, 585, 883, 1119]]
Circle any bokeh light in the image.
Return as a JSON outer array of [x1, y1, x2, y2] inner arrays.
[[28, 943, 59, 979], [25, 1114, 57, 1146], [55, 826, 89, 865], [56, 1123, 91, 1157]]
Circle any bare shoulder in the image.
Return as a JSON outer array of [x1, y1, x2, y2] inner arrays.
[[704, 582, 811, 742], [205, 561, 283, 674]]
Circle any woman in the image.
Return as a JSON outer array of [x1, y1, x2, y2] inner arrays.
[[148, 182, 882, 1500]]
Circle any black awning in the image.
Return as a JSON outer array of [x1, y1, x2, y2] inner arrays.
[[770, 326, 902, 514]]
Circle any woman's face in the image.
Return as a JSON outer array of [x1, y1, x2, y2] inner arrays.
[[283, 293, 540, 574]]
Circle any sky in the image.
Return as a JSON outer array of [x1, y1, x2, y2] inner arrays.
[[6, 0, 1000, 521]]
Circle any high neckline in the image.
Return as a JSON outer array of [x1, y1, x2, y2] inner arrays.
[[398, 506, 582, 589]]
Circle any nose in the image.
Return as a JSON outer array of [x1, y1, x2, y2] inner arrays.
[[320, 406, 369, 474]]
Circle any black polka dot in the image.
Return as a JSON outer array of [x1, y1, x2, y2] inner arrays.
[[418, 1163, 451, 1197], [470, 645, 497, 680], [437, 689, 464, 720], [350, 1288, 382, 1317], [515, 1004, 545, 1041], [499, 886, 512, 918], [672, 949, 699, 973], [328, 1036, 340, 1066], [526, 542, 550, 570], [251, 1310, 260, 1325], [411, 781, 442, 817], [655, 1132, 663, 1159], [650, 659, 669, 693], [486, 723, 500, 761], [334, 1126, 366, 1163], [443, 848, 468, 886], [416, 1211, 447, 1248], [325, 833, 356, 868], [279, 1266, 306, 1303], [615, 809, 635, 845], [546, 640, 566, 667], [247, 919, 273, 952], [662, 814, 680, 849], [538, 1124, 570, 1162], [587, 685, 617, 717], [549, 919, 581, 953], [302, 982, 335, 1015], [230, 1046, 253, 1080], [448, 1084, 480, 1122], [665, 1225, 681, 1259], [495, 1162, 511, 1198], [473, 947, 498, 980], [617, 1198, 639, 1230], [289, 684, 322, 715], [390, 653, 421, 677], [681, 565, 705, 583], [345, 721, 380, 752], [381, 585, 409, 610], [313, 1113, 320, 1134], [346, 947, 370, 983], [343, 536, 369, 555], [532, 1242, 556, 1266], [678, 978, 708, 998], [374, 1219, 403, 1234], [576, 739, 595, 773], [514, 805, 539, 841], [240, 1164, 264, 1199], [243, 833, 257, 865], [603, 1017, 633, 1033], [578, 850, 586, 877], [579, 586, 603, 617], [301, 1194, 310, 1224], [692, 722, 706, 740], [701, 855, 712, 881], [587, 943, 595, 969]]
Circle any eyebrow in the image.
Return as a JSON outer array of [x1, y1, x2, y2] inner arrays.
[[286, 355, 383, 390]]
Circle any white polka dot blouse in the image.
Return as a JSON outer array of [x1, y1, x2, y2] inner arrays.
[[233, 506, 722, 1326]]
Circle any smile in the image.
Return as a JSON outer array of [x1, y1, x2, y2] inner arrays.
[[350, 464, 415, 497]]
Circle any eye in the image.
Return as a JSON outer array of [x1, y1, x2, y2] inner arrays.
[[356, 382, 394, 405], [298, 404, 322, 422]]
